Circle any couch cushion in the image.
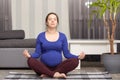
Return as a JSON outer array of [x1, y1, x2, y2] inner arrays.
[[0, 39, 36, 48], [0, 30, 25, 40]]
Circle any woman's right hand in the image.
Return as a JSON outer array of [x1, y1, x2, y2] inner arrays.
[[23, 49, 31, 58]]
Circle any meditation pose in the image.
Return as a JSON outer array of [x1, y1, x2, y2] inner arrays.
[[23, 12, 85, 78]]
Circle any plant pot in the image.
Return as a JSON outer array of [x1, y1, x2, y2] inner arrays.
[[101, 53, 120, 73]]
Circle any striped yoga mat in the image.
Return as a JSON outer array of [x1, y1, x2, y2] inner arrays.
[[4, 71, 112, 80]]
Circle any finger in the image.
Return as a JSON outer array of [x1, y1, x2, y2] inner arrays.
[[25, 50, 28, 52]]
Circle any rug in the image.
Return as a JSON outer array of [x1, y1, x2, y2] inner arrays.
[[4, 71, 112, 80]]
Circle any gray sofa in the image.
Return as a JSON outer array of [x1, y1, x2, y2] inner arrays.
[[0, 30, 36, 68]]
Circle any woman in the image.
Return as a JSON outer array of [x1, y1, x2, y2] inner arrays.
[[23, 12, 85, 78]]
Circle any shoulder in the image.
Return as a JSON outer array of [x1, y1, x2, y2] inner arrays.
[[59, 32, 66, 37], [37, 32, 45, 37], [36, 32, 45, 40], [59, 32, 67, 40]]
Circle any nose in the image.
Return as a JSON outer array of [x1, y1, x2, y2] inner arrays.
[[51, 19, 54, 22]]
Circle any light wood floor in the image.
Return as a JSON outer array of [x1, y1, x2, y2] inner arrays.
[[0, 61, 120, 80]]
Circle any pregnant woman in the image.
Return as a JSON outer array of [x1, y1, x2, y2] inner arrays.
[[23, 12, 85, 78]]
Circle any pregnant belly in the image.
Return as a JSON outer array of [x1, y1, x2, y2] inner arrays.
[[41, 51, 62, 67]]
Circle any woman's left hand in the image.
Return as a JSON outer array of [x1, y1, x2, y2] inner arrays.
[[78, 51, 85, 60]]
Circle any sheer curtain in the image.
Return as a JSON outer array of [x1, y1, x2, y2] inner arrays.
[[11, 0, 70, 39]]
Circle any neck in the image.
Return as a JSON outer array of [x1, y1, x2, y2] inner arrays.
[[46, 28, 57, 34]]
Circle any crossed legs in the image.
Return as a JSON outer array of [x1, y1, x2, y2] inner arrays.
[[27, 58, 79, 78]]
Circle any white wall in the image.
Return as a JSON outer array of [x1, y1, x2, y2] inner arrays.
[[11, 0, 70, 39]]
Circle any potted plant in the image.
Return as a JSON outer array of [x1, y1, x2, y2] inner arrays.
[[89, 0, 120, 73]]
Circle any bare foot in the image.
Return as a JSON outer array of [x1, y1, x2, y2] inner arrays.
[[61, 73, 67, 78], [40, 74, 48, 78], [53, 72, 66, 78]]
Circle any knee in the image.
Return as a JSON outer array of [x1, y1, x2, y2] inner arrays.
[[70, 58, 79, 67], [74, 58, 79, 66], [27, 57, 32, 64], [27, 57, 35, 67]]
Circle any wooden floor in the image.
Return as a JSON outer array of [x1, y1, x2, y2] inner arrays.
[[0, 61, 120, 80]]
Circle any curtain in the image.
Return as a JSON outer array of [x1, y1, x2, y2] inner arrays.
[[0, 0, 12, 31], [68, 0, 120, 61], [68, 0, 120, 39], [11, 0, 70, 39]]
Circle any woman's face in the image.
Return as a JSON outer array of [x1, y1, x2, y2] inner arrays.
[[46, 14, 58, 28]]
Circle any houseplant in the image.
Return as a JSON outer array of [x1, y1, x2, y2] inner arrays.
[[89, 0, 120, 73]]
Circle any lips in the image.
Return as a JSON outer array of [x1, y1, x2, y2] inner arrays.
[[50, 23, 56, 26]]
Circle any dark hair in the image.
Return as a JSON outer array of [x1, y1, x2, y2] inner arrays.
[[45, 12, 59, 25]]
